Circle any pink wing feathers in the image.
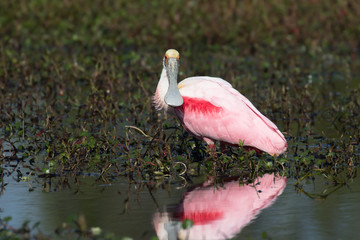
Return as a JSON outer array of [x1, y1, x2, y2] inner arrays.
[[174, 77, 287, 155]]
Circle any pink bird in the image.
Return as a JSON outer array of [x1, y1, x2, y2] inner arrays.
[[153, 49, 287, 156]]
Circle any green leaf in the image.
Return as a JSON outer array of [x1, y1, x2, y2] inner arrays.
[[182, 219, 194, 229]]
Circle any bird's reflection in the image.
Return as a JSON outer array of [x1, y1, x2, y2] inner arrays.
[[153, 174, 287, 240]]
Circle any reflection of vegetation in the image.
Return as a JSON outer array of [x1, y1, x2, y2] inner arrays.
[[294, 164, 358, 200], [0, 214, 128, 240], [0, 0, 359, 238]]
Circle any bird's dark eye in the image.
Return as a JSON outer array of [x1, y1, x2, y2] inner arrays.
[[163, 55, 169, 67]]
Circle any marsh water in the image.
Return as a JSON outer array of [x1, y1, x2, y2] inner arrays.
[[1, 162, 360, 240]]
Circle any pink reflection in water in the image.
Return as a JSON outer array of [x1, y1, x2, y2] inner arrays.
[[153, 173, 287, 240]]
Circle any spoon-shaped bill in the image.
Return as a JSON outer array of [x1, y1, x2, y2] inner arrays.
[[164, 58, 183, 107]]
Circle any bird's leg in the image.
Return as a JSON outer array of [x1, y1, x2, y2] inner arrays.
[[204, 137, 217, 159], [208, 143, 215, 151]]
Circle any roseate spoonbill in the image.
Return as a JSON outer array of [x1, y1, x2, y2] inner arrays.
[[153, 49, 287, 156], [153, 174, 287, 240]]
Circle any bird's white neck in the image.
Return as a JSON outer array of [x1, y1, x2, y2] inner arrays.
[[153, 68, 170, 112]]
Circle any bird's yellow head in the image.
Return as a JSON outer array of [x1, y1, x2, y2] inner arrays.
[[165, 49, 180, 62]]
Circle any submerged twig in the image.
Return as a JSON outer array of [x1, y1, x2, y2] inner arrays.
[[125, 125, 152, 139], [173, 161, 187, 176], [296, 182, 345, 200]]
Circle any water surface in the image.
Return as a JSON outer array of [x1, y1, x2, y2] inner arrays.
[[1, 170, 359, 239]]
